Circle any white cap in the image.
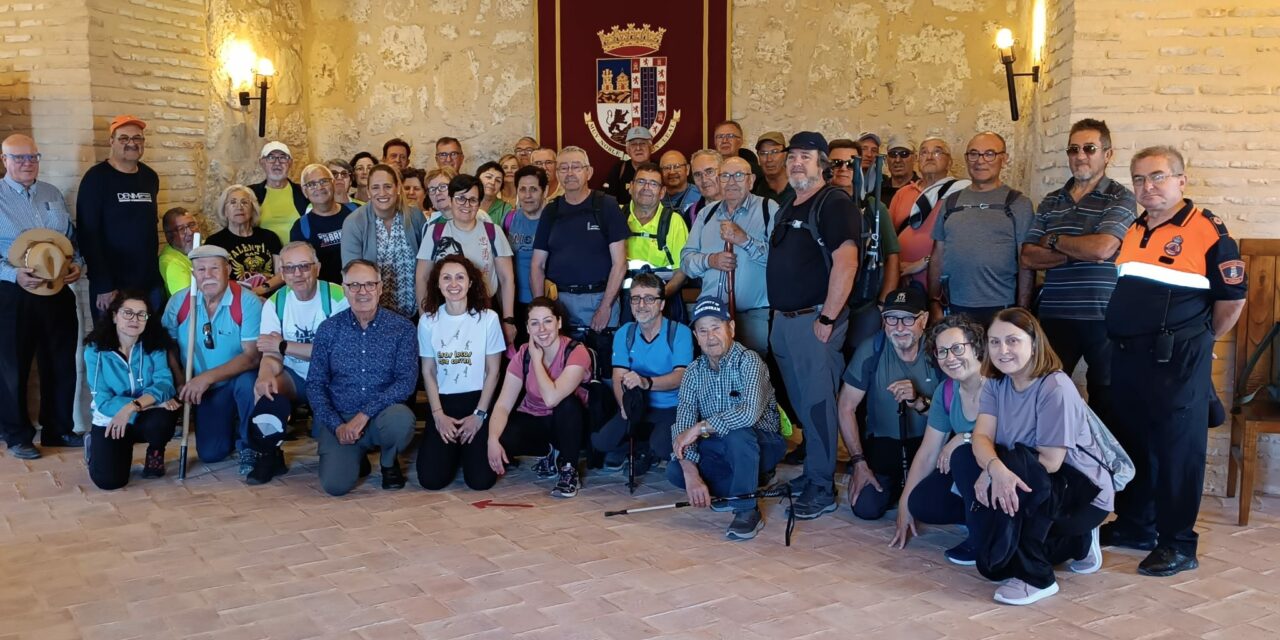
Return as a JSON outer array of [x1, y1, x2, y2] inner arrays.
[[260, 141, 291, 158]]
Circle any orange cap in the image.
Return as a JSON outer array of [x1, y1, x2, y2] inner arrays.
[[109, 115, 146, 135]]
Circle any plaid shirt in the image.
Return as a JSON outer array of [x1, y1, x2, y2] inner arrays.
[[672, 340, 779, 463]]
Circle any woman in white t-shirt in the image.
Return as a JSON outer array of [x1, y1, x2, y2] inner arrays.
[[416, 255, 506, 490]]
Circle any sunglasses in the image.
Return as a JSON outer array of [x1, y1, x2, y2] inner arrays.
[[887, 149, 913, 159], [202, 322, 215, 349], [1066, 144, 1109, 156], [830, 159, 858, 170]]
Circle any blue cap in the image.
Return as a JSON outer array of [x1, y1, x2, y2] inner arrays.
[[691, 295, 731, 324], [786, 131, 829, 155]]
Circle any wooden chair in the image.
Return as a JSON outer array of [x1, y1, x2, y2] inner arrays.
[[1228, 239, 1280, 525]]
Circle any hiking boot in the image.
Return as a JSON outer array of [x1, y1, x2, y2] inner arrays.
[[238, 449, 259, 476], [1100, 522, 1156, 551], [1138, 547, 1198, 577], [788, 483, 837, 520], [1070, 527, 1103, 574], [245, 449, 287, 485], [7, 443, 40, 460], [532, 445, 559, 480], [993, 578, 1059, 605], [142, 447, 166, 479], [726, 508, 764, 541], [601, 451, 627, 473], [381, 462, 406, 490], [552, 463, 579, 498], [781, 443, 806, 465]]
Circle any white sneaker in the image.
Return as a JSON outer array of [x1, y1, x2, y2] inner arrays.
[[993, 578, 1059, 605], [1070, 527, 1103, 574]]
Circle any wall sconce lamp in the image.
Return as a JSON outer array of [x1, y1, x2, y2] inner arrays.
[[996, 28, 1040, 121], [238, 58, 275, 138]]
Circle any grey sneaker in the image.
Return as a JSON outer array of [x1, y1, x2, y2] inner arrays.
[[532, 445, 559, 480], [1070, 527, 1103, 574], [552, 463, 579, 498], [238, 449, 259, 476], [789, 483, 837, 520], [726, 508, 764, 541], [83, 431, 92, 466]]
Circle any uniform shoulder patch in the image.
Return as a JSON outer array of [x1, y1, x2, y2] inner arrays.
[[1199, 208, 1230, 237], [1219, 259, 1246, 286]]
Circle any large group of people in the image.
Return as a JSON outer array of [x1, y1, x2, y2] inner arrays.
[[0, 112, 1247, 606]]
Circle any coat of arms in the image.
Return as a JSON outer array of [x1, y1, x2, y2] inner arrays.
[[584, 23, 680, 158]]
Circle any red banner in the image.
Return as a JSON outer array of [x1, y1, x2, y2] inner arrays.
[[535, 0, 730, 179]]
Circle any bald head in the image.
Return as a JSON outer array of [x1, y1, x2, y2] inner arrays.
[[720, 156, 754, 208], [659, 149, 690, 192], [2, 134, 40, 186]]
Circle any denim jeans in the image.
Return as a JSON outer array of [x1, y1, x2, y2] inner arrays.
[[667, 428, 786, 511]]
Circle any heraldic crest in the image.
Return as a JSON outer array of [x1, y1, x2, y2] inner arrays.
[[584, 23, 681, 158]]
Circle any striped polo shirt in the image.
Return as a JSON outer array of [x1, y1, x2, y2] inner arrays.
[[1026, 176, 1136, 321]]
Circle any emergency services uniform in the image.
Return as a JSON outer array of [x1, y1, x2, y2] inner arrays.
[[1105, 199, 1246, 555]]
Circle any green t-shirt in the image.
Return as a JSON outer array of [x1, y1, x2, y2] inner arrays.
[[260, 185, 300, 244], [841, 335, 939, 439], [158, 244, 191, 296]]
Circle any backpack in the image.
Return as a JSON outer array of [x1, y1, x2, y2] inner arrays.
[[1235, 322, 1280, 407], [940, 187, 1022, 228], [770, 185, 845, 273], [849, 156, 886, 309], [698, 197, 774, 237], [1031, 375, 1135, 492], [543, 190, 609, 241], [897, 178, 960, 235], [624, 319, 679, 360], [942, 378, 956, 412], [520, 339, 619, 453], [176, 281, 245, 327], [629, 204, 678, 266], [272, 282, 344, 321], [431, 219, 497, 260], [502, 209, 518, 234]]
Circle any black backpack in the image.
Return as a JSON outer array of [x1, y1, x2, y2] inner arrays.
[[628, 204, 678, 266], [849, 156, 886, 309], [543, 190, 609, 241], [769, 185, 849, 274], [940, 188, 1023, 228]]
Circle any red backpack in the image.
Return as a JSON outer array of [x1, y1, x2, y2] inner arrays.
[[176, 281, 245, 327]]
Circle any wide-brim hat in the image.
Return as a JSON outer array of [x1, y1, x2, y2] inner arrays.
[[7, 229, 73, 296]]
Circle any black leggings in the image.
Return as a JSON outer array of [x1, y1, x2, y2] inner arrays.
[[417, 391, 495, 491], [89, 408, 179, 490], [500, 396, 586, 468]]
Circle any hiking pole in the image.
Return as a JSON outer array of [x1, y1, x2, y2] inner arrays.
[[606, 484, 797, 545], [177, 233, 201, 480], [898, 400, 910, 494], [724, 239, 736, 319]]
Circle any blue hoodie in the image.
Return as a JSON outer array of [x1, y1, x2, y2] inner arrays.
[[84, 343, 176, 426]]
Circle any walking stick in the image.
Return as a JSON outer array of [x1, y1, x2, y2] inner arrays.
[[724, 239, 736, 319], [605, 484, 798, 545], [177, 233, 201, 480], [898, 400, 910, 493]]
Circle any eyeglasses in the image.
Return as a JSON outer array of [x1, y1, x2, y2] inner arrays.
[[452, 194, 480, 207], [533, 159, 556, 168], [691, 168, 719, 180], [344, 281, 380, 293], [1066, 144, 1108, 157], [167, 222, 198, 234], [660, 163, 688, 172], [830, 159, 858, 170], [281, 262, 315, 274], [515, 147, 536, 156], [714, 133, 741, 141], [629, 295, 661, 306], [330, 170, 351, 179], [114, 135, 145, 145], [718, 171, 749, 183], [302, 178, 333, 190], [887, 149, 913, 159], [117, 309, 149, 321], [757, 149, 783, 158], [1131, 172, 1182, 189], [427, 184, 449, 194], [633, 178, 661, 189], [557, 163, 587, 173], [3, 153, 40, 163], [436, 151, 462, 160], [964, 150, 1006, 162], [934, 342, 975, 360], [264, 154, 290, 163], [202, 322, 215, 349], [882, 314, 920, 327]]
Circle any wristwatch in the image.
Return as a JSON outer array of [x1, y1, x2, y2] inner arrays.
[[1047, 233, 1061, 251], [131, 399, 143, 411], [278, 339, 288, 356], [817, 314, 835, 326], [698, 423, 712, 438], [915, 396, 931, 414], [962, 433, 972, 444], [502, 317, 516, 325], [473, 408, 489, 420]]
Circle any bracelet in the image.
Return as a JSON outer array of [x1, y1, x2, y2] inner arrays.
[[984, 457, 999, 473], [643, 376, 653, 390], [849, 453, 865, 465]]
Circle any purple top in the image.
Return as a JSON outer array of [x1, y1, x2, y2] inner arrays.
[[979, 371, 1115, 512]]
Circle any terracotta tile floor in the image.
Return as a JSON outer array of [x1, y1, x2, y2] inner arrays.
[[3, 436, 1279, 639]]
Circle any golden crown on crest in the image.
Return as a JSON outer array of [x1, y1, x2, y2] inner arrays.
[[597, 23, 666, 55]]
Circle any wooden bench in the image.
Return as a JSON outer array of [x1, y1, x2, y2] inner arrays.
[[1228, 239, 1280, 525]]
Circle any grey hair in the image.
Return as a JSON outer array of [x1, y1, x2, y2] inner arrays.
[[280, 241, 319, 262], [1130, 145, 1185, 175], [558, 145, 591, 166], [690, 148, 722, 167]]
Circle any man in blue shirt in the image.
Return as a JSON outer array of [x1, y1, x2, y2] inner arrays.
[[307, 259, 418, 496], [0, 134, 86, 458], [506, 165, 548, 340], [162, 244, 263, 467], [592, 273, 694, 478]]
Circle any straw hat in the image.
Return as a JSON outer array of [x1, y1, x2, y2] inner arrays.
[[7, 229, 74, 296]]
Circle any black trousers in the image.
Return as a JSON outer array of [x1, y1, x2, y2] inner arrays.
[[416, 391, 496, 491], [88, 408, 179, 490], [1041, 318, 1112, 423], [0, 283, 78, 447], [501, 396, 586, 468], [851, 435, 923, 520], [590, 406, 676, 459], [1109, 331, 1212, 555]]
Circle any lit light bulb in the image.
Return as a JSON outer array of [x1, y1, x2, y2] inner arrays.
[[256, 58, 275, 77], [222, 40, 256, 87], [995, 28, 1015, 50]]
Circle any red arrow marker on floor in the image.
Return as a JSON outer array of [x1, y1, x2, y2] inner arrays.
[[471, 499, 535, 509]]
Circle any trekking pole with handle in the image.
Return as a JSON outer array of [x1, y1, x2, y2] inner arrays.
[[177, 233, 201, 480]]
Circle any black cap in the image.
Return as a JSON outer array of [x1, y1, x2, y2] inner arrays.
[[785, 131, 829, 155], [882, 287, 928, 315], [691, 295, 731, 323]]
